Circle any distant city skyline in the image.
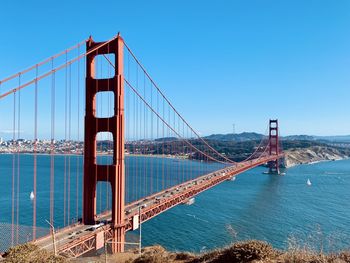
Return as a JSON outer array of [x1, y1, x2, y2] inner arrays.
[[1, 0, 350, 136]]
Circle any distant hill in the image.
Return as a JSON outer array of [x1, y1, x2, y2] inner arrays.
[[154, 137, 178, 142], [282, 135, 316, 141], [283, 135, 350, 142], [203, 132, 350, 143], [204, 132, 264, 142], [314, 135, 350, 142]]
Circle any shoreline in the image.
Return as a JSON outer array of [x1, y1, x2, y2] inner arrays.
[[1, 152, 348, 167], [0, 152, 189, 160], [285, 157, 348, 168], [2, 148, 349, 169]]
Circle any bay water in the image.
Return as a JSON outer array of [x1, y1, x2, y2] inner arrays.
[[0, 154, 349, 253]]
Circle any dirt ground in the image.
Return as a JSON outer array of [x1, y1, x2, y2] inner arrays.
[[69, 251, 139, 263]]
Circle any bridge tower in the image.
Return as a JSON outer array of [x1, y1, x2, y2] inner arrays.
[[268, 119, 280, 174], [83, 35, 125, 253]]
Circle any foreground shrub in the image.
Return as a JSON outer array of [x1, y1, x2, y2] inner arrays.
[[132, 245, 174, 263], [281, 250, 328, 263], [3, 243, 66, 263], [217, 240, 278, 262], [191, 240, 278, 263]]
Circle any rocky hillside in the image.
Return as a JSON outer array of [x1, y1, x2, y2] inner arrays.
[[7, 241, 349, 263], [284, 146, 350, 168], [134, 242, 350, 263], [104, 241, 350, 263]]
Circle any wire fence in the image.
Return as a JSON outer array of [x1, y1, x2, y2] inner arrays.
[[0, 222, 49, 253]]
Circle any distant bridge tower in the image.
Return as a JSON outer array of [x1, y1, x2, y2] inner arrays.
[[268, 119, 280, 174], [83, 35, 125, 253]]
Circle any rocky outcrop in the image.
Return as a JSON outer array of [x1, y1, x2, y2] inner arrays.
[[284, 146, 350, 168]]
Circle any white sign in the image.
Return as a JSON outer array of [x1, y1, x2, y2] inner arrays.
[[132, 214, 139, 230]]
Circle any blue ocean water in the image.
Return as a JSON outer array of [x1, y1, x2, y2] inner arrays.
[[0, 154, 225, 251], [140, 159, 350, 253], [1, 154, 350, 253]]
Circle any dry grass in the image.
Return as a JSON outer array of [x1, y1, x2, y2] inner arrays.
[[128, 245, 195, 263], [126, 241, 350, 263], [69, 251, 139, 263], [2, 243, 66, 263], [4, 240, 350, 263], [190, 240, 279, 263]]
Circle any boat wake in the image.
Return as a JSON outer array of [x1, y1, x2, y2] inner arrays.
[[186, 213, 209, 223], [324, 172, 346, 175]]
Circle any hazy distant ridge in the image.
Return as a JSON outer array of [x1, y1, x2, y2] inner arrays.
[[205, 132, 350, 143]]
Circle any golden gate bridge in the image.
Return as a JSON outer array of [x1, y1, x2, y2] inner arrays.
[[0, 33, 284, 257]]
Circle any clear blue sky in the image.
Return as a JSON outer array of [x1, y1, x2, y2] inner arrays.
[[1, 0, 350, 136]]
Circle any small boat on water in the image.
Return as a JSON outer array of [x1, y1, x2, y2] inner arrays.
[[30, 191, 35, 200], [230, 177, 236, 181], [307, 179, 312, 186], [184, 198, 195, 205]]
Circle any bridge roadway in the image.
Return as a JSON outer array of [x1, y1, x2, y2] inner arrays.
[[35, 154, 284, 257]]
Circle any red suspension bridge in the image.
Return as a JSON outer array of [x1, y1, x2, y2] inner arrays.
[[0, 34, 284, 257]]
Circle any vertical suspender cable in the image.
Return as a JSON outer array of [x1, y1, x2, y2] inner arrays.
[[95, 52, 99, 215], [162, 98, 165, 191], [64, 51, 67, 226], [173, 111, 176, 184], [133, 73, 136, 201], [167, 105, 170, 188], [191, 130, 193, 180], [135, 64, 138, 200], [156, 90, 159, 193], [98, 57, 102, 213], [106, 43, 110, 210], [16, 74, 21, 244], [143, 73, 146, 196], [182, 118, 184, 184], [138, 66, 141, 198], [150, 81, 153, 195], [76, 44, 80, 221], [68, 59, 72, 224], [33, 65, 38, 240], [50, 57, 55, 226], [125, 49, 130, 203], [126, 50, 130, 203], [11, 90, 16, 246]]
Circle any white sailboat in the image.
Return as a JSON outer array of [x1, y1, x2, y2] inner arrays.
[[307, 179, 312, 186], [30, 191, 35, 200]]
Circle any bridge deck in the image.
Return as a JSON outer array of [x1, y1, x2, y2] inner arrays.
[[34, 154, 284, 257]]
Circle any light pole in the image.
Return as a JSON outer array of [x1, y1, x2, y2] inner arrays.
[[45, 219, 57, 256], [139, 206, 142, 256]]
